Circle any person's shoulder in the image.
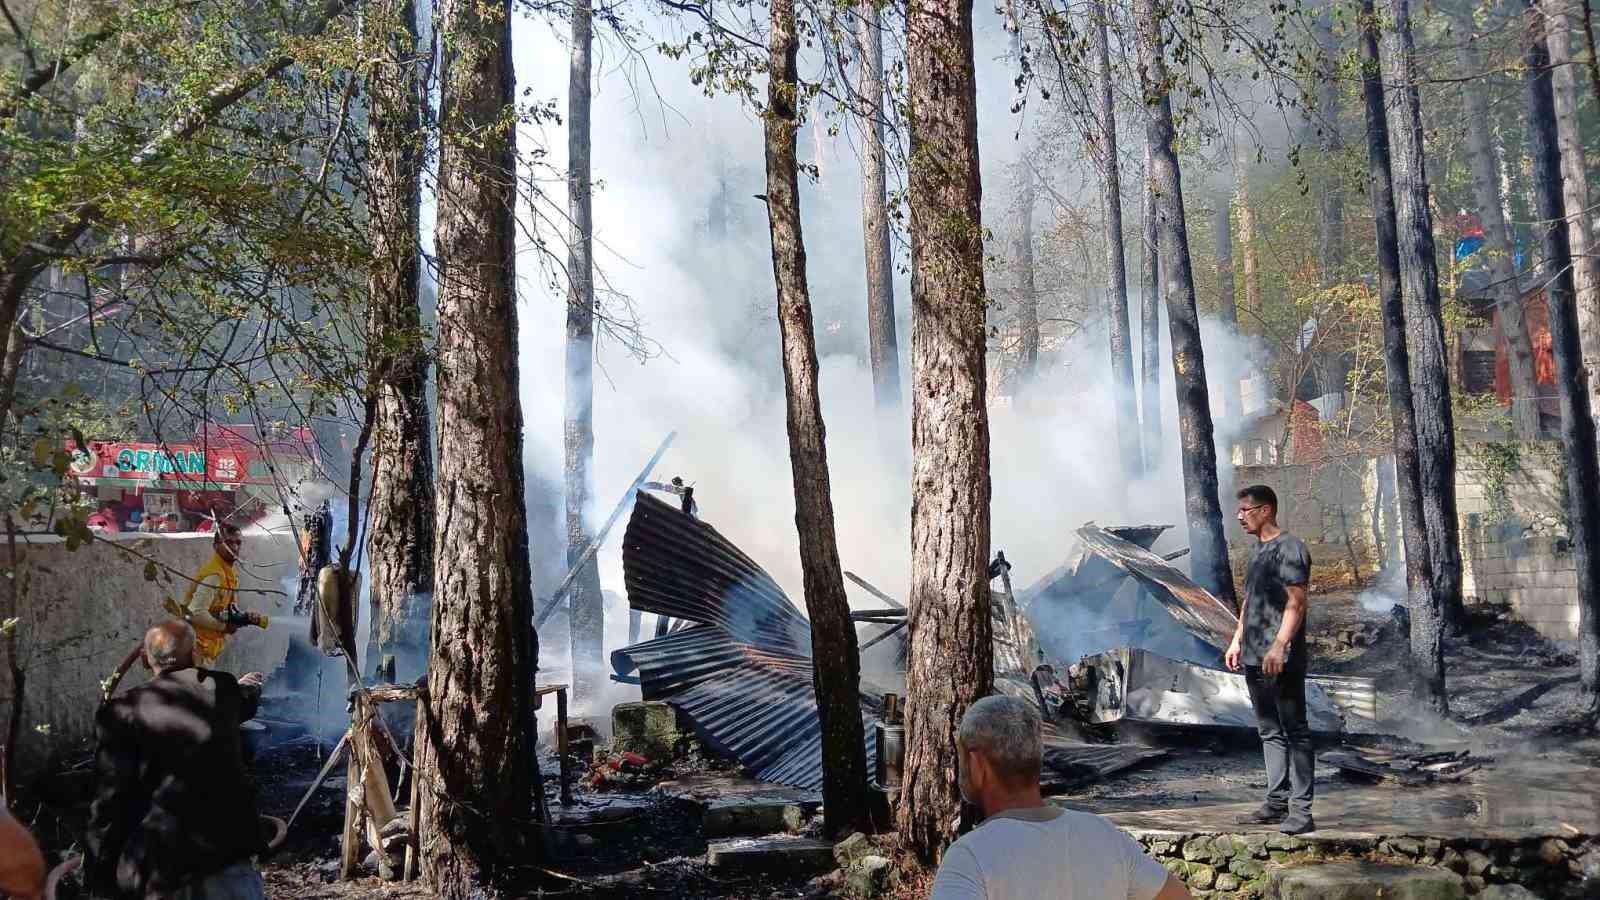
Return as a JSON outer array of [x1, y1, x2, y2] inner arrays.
[[1277, 532, 1311, 555]]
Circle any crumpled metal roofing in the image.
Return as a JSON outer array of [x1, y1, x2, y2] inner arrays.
[[611, 491, 877, 790], [1019, 524, 1240, 665]]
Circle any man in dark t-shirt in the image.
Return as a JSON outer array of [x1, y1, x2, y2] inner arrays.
[[1225, 484, 1315, 835]]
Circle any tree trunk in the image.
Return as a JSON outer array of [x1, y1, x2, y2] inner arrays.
[[763, 0, 871, 835], [1090, 0, 1140, 469], [416, 0, 537, 890], [1315, 5, 1345, 285], [899, 0, 993, 861], [1133, 0, 1237, 610], [564, 0, 604, 710], [857, 2, 902, 412], [1457, 7, 1543, 439], [1547, 5, 1600, 448], [1013, 162, 1040, 390], [1359, 0, 1446, 713], [1582, 0, 1600, 108], [1141, 139, 1162, 474], [363, 0, 435, 681], [1213, 197, 1240, 421], [1524, 0, 1600, 718], [1383, 0, 1466, 632], [1235, 147, 1261, 313]]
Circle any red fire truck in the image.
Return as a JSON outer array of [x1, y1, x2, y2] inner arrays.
[[68, 424, 321, 533]]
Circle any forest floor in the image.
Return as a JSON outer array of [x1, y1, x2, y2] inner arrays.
[[27, 589, 1595, 899]]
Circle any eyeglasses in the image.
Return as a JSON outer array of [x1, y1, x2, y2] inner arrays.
[[1237, 504, 1267, 515]]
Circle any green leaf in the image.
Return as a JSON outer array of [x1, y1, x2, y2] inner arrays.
[[143, 561, 159, 582], [0, 618, 17, 636], [31, 437, 50, 468]]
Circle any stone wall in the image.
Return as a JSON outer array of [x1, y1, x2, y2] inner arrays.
[[0, 528, 299, 779], [1233, 440, 1580, 643], [1129, 828, 1598, 898]]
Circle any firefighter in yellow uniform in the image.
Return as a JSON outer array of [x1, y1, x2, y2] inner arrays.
[[168, 523, 269, 666]]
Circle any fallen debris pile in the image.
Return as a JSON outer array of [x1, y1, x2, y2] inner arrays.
[[1323, 747, 1491, 785]]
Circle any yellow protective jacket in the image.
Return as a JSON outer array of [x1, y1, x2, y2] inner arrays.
[[179, 551, 237, 663]]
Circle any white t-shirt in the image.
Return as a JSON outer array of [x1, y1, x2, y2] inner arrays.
[[930, 806, 1170, 900]]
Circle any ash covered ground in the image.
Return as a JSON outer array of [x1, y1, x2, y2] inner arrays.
[[244, 589, 1598, 898]]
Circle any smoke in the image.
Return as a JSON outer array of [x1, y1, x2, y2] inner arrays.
[[495, 9, 1284, 724]]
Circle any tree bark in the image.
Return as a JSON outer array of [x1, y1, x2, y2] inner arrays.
[[1133, 0, 1237, 610], [1383, 0, 1466, 632], [564, 0, 605, 710], [1359, 0, 1446, 713], [1547, 4, 1600, 448], [762, 0, 871, 835], [1012, 163, 1040, 390], [1214, 197, 1240, 421], [1090, 0, 1140, 469], [1314, 5, 1346, 285], [856, 2, 902, 412], [899, 0, 993, 862], [1524, 0, 1600, 718], [1457, 7, 1542, 439], [1235, 147, 1261, 313], [363, 0, 435, 681], [416, 0, 537, 890], [1141, 138, 1162, 474]]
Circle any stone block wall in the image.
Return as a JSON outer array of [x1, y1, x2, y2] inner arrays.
[[1233, 440, 1580, 644], [1129, 829, 1598, 899], [0, 528, 299, 779]]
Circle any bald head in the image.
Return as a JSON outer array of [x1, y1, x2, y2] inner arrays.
[[144, 620, 196, 673]]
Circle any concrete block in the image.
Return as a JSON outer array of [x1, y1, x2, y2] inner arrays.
[[707, 836, 836, 875], [702, 798, 804, 837], [611, 700, 681, 760], [1269, 862, 1465, 900]]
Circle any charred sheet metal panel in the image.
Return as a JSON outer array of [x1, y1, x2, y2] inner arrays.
[[611, 492, 876, 790], [1020, 525, 1238, 668], [1074, 647, 1348, 734]]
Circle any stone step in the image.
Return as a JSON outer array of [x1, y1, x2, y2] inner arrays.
[[702, 798, 806, 838], [707, 836, 836, 876], [1270, 862, 1466, 900]]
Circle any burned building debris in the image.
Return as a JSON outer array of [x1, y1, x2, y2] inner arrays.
[[1016, 525, 1376, 734], [611, 491, 882, 790], [611, 494, 1170, 791]]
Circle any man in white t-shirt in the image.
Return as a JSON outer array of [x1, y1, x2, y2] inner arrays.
[[931, 696, 1193, 900]]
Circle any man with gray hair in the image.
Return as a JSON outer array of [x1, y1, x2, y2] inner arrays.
[[87, 621, 268, 899], [931, 695, 1192, 900]]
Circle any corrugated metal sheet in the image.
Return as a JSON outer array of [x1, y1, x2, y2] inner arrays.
[[611, 492, 877, 790], [1072, 526, 1239, 651]]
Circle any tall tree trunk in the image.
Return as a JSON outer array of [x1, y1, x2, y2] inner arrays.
[[1457, 6, 1543, 439], [364, 0, 435, 681], [1582, 0, 1600, 107], [1090, 0, 1140, 469], [1133, 0, 1237, 610], [1315, 5, 1346, 285], [1383, 0, 1466, 632], [857, 2, 902, 412], [763, 0, 871, 835], [1547, 4, 1600, 447], [1013, 162, 1040, 390], [564, 0, 604, 710], [1141, 139, 1162, 473], [1359, 0, 1446, 712], [1213, 197, 1240, 421], [416, 0, 537, 889], [1525, 0, 1600, 718], [899, 0, 993, 861], [1235, 146, 1261, 313]]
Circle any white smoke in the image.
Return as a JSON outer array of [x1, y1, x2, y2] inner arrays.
[[504, 7, 1270, 721]]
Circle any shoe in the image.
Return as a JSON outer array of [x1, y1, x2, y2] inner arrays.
[[1278, 816, 1316, 835], [1234, 806, 1287, 825]]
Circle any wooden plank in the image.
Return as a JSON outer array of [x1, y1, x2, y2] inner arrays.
[[556, 686, 572, 807], [405, 691, 427, 881]]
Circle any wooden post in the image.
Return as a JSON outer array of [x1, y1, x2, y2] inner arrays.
[[404, 687, 426, 881], [339, 748, 362, 879], [555, 686, 572, 806]]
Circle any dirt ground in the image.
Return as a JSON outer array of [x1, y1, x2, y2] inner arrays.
[[24, 588, 1598, 899]]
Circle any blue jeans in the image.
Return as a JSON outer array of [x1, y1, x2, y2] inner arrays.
[[169, 862, 264, 900], [1245, 666, 1314, 819]]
